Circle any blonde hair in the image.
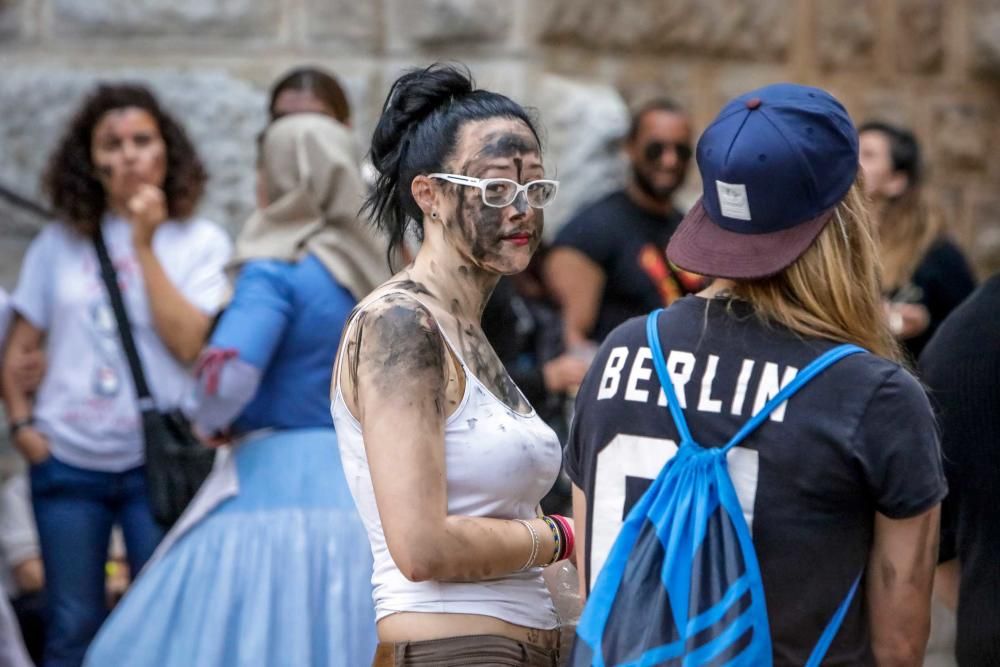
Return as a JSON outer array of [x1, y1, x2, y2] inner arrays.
[[877, 188, 943, 291], [730, 181, 902, 362]]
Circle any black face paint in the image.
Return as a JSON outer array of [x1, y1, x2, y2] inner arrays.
[[511, 191, 530, 216], [459, 130, 541, 180], [470, 204, 505, 262], [387, 279, 435, 298], [453, 185, 505, 264], [447, 125, 544, 269], [473, 132, 539, 161]]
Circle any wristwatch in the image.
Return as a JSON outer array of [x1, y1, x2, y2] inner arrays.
[[8, 417, 34, 440]]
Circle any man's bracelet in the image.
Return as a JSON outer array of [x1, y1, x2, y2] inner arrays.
[[8, 417, 34, 440]]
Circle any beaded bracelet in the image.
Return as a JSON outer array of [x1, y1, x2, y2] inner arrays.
[[515, 519, 540, 571], [550, 514, 575, 561], [541, 516, 561, 566]]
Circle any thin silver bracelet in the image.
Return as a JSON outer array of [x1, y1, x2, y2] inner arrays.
[[515, 519, 539, 572]]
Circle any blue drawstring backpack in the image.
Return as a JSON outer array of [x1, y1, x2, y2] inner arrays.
[[572, 310, 865, 667]]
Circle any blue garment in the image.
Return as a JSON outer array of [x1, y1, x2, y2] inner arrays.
[[30, 457, 163, 667], [215, 254, 356, 432], [85, 429, 376, 667], [85, 255, 376, 666]]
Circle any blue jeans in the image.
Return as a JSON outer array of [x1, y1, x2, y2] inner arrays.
[[30, 455, 163, 667]]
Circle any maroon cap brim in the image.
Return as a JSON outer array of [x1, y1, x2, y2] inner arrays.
[[667, 198, 835, 280]]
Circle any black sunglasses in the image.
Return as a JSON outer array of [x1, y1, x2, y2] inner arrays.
[[643, 141, 693, 163]]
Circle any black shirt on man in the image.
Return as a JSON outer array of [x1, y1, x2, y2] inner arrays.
[[552, 191, 697, 343]]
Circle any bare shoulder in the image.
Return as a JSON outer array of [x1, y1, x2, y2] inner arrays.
[[338, 290, 449, 412]]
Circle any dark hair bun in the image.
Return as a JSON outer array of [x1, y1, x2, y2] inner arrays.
[[369, 64, 473, 175]]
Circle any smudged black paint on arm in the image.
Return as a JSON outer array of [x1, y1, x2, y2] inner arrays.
[[352, 294, 448, 418]]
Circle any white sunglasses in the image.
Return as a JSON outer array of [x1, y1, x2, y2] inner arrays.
[[429, 173, 560, 209]]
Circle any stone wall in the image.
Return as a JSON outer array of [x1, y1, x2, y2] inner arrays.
[[2, 0, 999, 290]]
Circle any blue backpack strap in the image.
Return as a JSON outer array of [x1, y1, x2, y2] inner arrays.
[[645, 308, 867, 664], [721, 343, 865, 453], [805, 572, 862, 667], [645, 310, 695, 446]]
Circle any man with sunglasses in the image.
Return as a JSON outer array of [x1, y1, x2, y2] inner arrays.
[[545, 98, 701, 353]]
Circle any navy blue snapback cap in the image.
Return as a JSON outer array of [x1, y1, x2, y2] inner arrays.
[[667, 83, 859, 280]]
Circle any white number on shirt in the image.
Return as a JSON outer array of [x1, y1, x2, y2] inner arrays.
[[588, 434, 760, 589]]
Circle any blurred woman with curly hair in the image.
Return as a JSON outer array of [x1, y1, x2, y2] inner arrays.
[[0, 82, 231, 667]]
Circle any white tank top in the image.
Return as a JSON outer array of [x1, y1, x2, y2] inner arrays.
[[331, 290, 561, 629]]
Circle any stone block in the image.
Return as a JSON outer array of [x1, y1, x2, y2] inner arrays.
[[540, 0, 790, 61], [305, 0, 381, 47], [970, 213, 1000, 277], [51, 0, 281, 38], [392, 0, 512, 45], [816, 0, 877, 70], [962, 189, 1000, 276], [0, 0, 26, 38], [971, 0, 1000, 77], [0, 68, 267, 267], [526, 74, 630, 238], [896, 0, 943, 73], [857, 89, 918, 128], [711, 65, 787, 115], [614, 59, 694, 113], [0, 231, 31, 292], [931, 99, 991, 170]]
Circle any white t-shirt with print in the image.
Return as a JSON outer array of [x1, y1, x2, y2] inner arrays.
[[11, 214, 232, 472]]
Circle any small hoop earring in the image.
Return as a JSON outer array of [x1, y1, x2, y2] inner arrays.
[[431, 211, 438, 219]]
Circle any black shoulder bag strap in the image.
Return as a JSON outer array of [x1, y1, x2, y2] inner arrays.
[[92, 228, 155, 412], [92, 226, 214, 528]]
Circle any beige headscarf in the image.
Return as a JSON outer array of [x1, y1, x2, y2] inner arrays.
[[231, 113, 390, 300]]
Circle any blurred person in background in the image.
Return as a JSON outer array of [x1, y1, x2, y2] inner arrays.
[[544, 99, 703, 355], [1, 472, 46, 665], [269, 65, 352, 125], [0, 83, 231, 667], [85, 111, 386, 667], [1, 289, 39, 667], [0, 571, 32, 667], [919, 246, 1000, 666], [858, 121, 976, 361]]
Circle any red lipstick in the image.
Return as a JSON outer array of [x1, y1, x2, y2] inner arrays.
[[502, 232, 532, 246]]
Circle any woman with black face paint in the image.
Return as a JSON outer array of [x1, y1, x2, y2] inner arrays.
[[331, 64, 575, 666]]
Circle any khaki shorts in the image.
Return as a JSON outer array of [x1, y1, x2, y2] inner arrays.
[[372, 634, 560, 666]]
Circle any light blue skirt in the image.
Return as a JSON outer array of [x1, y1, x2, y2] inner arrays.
[[84, 428, 377, 667]]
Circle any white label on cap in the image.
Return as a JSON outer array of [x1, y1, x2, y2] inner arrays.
[[716, 181, 752, 221]]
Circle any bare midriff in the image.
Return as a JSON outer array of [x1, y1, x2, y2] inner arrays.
[[377, 612, 560, 650]]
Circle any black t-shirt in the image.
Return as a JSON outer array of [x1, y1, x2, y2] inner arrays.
[[565, 296, 946, 666], [892, 237, 976, 361], [919, 274, 1000, 666], [553, 191, 696, 342]]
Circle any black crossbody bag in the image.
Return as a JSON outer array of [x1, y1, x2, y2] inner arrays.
[[93, 229, 214, 527]]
